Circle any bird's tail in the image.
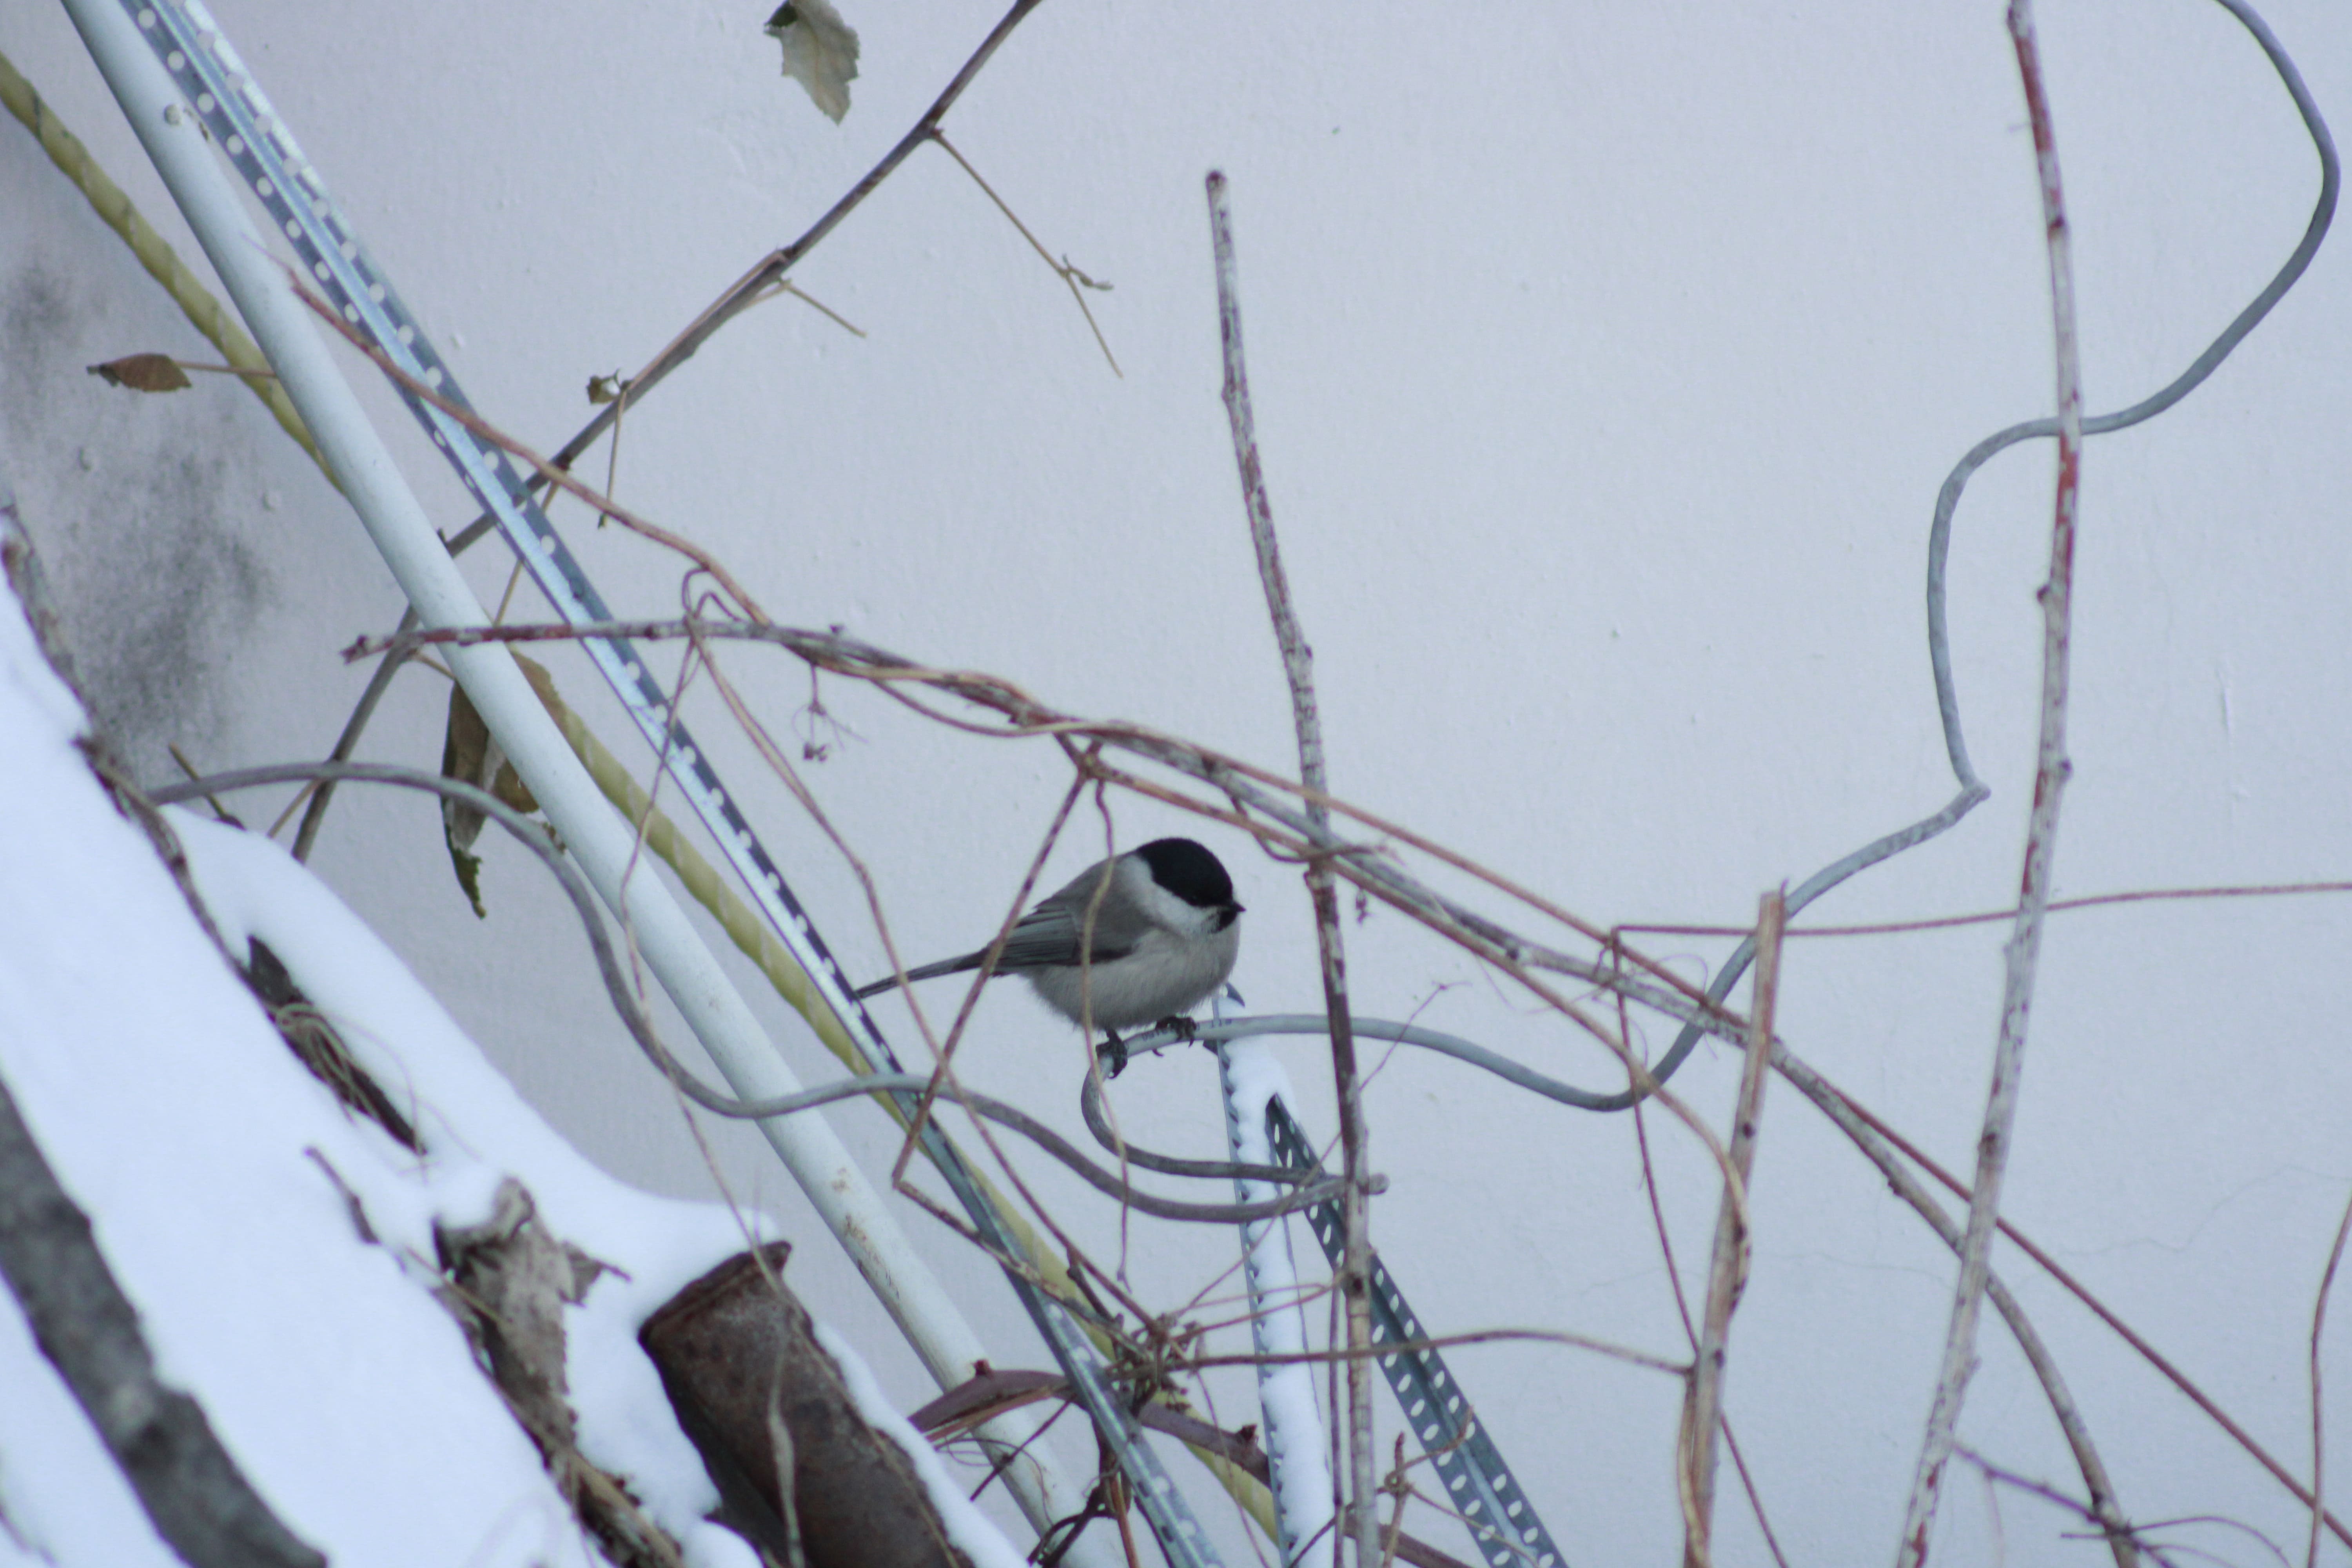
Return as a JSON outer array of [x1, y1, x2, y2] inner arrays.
[[851, 951, 983, 999]]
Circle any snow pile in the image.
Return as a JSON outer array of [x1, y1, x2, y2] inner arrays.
[[0, 554, 1014, 1565], [167, 810, 766, 1568]]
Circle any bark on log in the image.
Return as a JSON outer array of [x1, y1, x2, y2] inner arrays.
[[0, 1068, 327, 1568]]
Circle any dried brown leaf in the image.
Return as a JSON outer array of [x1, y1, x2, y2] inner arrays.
[[88, 353, 192, 392]]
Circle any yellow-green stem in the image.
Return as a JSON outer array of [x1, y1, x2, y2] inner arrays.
[[0, 47, 330, 481]]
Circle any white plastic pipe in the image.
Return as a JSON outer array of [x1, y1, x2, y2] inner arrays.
[[61, 2, 1108, 1555]]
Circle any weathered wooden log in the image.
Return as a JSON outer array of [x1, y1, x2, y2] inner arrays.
[[641, 1244, 971, 1568]]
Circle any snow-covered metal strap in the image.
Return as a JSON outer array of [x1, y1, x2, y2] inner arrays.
[[117, 5, 1220, 1562], [1218, 1034, 1334, 1568], [1265, 1099, 1567, 1568]]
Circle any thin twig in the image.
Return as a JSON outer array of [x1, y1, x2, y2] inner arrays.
[[436, 0, 1049, 556], [2307, 1189, 2352, 1568], [1624, 955, 1700, 1344], [932, 131, 1120, 375], [1719, 1414, 1793, 1568], [1899, 6, 2084, 1561], [779, 281, 866, 338], [885, 770, 1090, 1189], [0, 48, 330, 478], [148, 358, 283, 379], [1180, 1327, 1686, 1379], [287, 279, 770, 622], [1953, 1451, 2258, 1568], [1207, 168, 1378, 1568], [1807, 1066, 2352, 1554], [1680, 891, 1784, 1568], [348, 614, 1755, 1172], [1379, 1436, 1409, 1568], [1955, 1452, 2119, 1546], [1777, 1045, 2138, 1568], [280, 609, 416, 858], [165, 744, 236, 822], [1619, 878, 2352, 940]]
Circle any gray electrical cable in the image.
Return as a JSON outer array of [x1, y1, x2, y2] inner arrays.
[[1104, 1016, 1634, 1116], [1619, 0, 2339, 1108], [149, 763, 1339, 1227]]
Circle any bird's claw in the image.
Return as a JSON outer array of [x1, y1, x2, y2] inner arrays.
[[1097, 1017, 1201, 1079]]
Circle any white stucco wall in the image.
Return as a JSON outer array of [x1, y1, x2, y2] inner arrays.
[[5, 1, 2351, 1562]]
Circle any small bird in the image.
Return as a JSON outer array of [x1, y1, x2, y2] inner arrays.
[[854, 838, 1243, 1075]]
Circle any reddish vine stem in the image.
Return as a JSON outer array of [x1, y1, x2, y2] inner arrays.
[[1811, 1068, 2350, 1553], [1777, 1049, 2137, 1568], [2307, 1191, 2352, 1568], [1899, 6, 2085, 1559]]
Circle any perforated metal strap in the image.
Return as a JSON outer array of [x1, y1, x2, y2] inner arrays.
[[121, 5, 1218, 1561], [125, 0, 857, 1036], [1265, 1100, 1566, 1568]]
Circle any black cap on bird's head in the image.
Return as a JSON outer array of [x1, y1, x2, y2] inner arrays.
[[1134, 838, 1240, 912]]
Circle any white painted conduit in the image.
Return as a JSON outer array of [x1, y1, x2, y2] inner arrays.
[[59, 1, 1111, 1556]]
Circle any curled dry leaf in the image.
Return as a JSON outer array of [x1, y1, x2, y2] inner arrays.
[[88, 353, 192, 392], [439, 657, 546, 917], [764, 0, 859, 124]]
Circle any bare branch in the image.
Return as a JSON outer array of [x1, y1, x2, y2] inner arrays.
[[1621, 878, 2352, 940], [281, 606, 419, 859], [287, 280, 769, 621], [1898, 6, 2086, 1561], [1718, 1416, 1794, 1568], [436, 0, 1053, 562], [1680, 891, 1784, 1568], [1180, 1327, 1687, 1380], [1208, 168, 1379, 1568]]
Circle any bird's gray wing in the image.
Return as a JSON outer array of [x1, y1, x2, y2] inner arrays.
[[996, 895, 1143, 969], [1030, 860, 1159, 958], [852, 889, 1142, 999]]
